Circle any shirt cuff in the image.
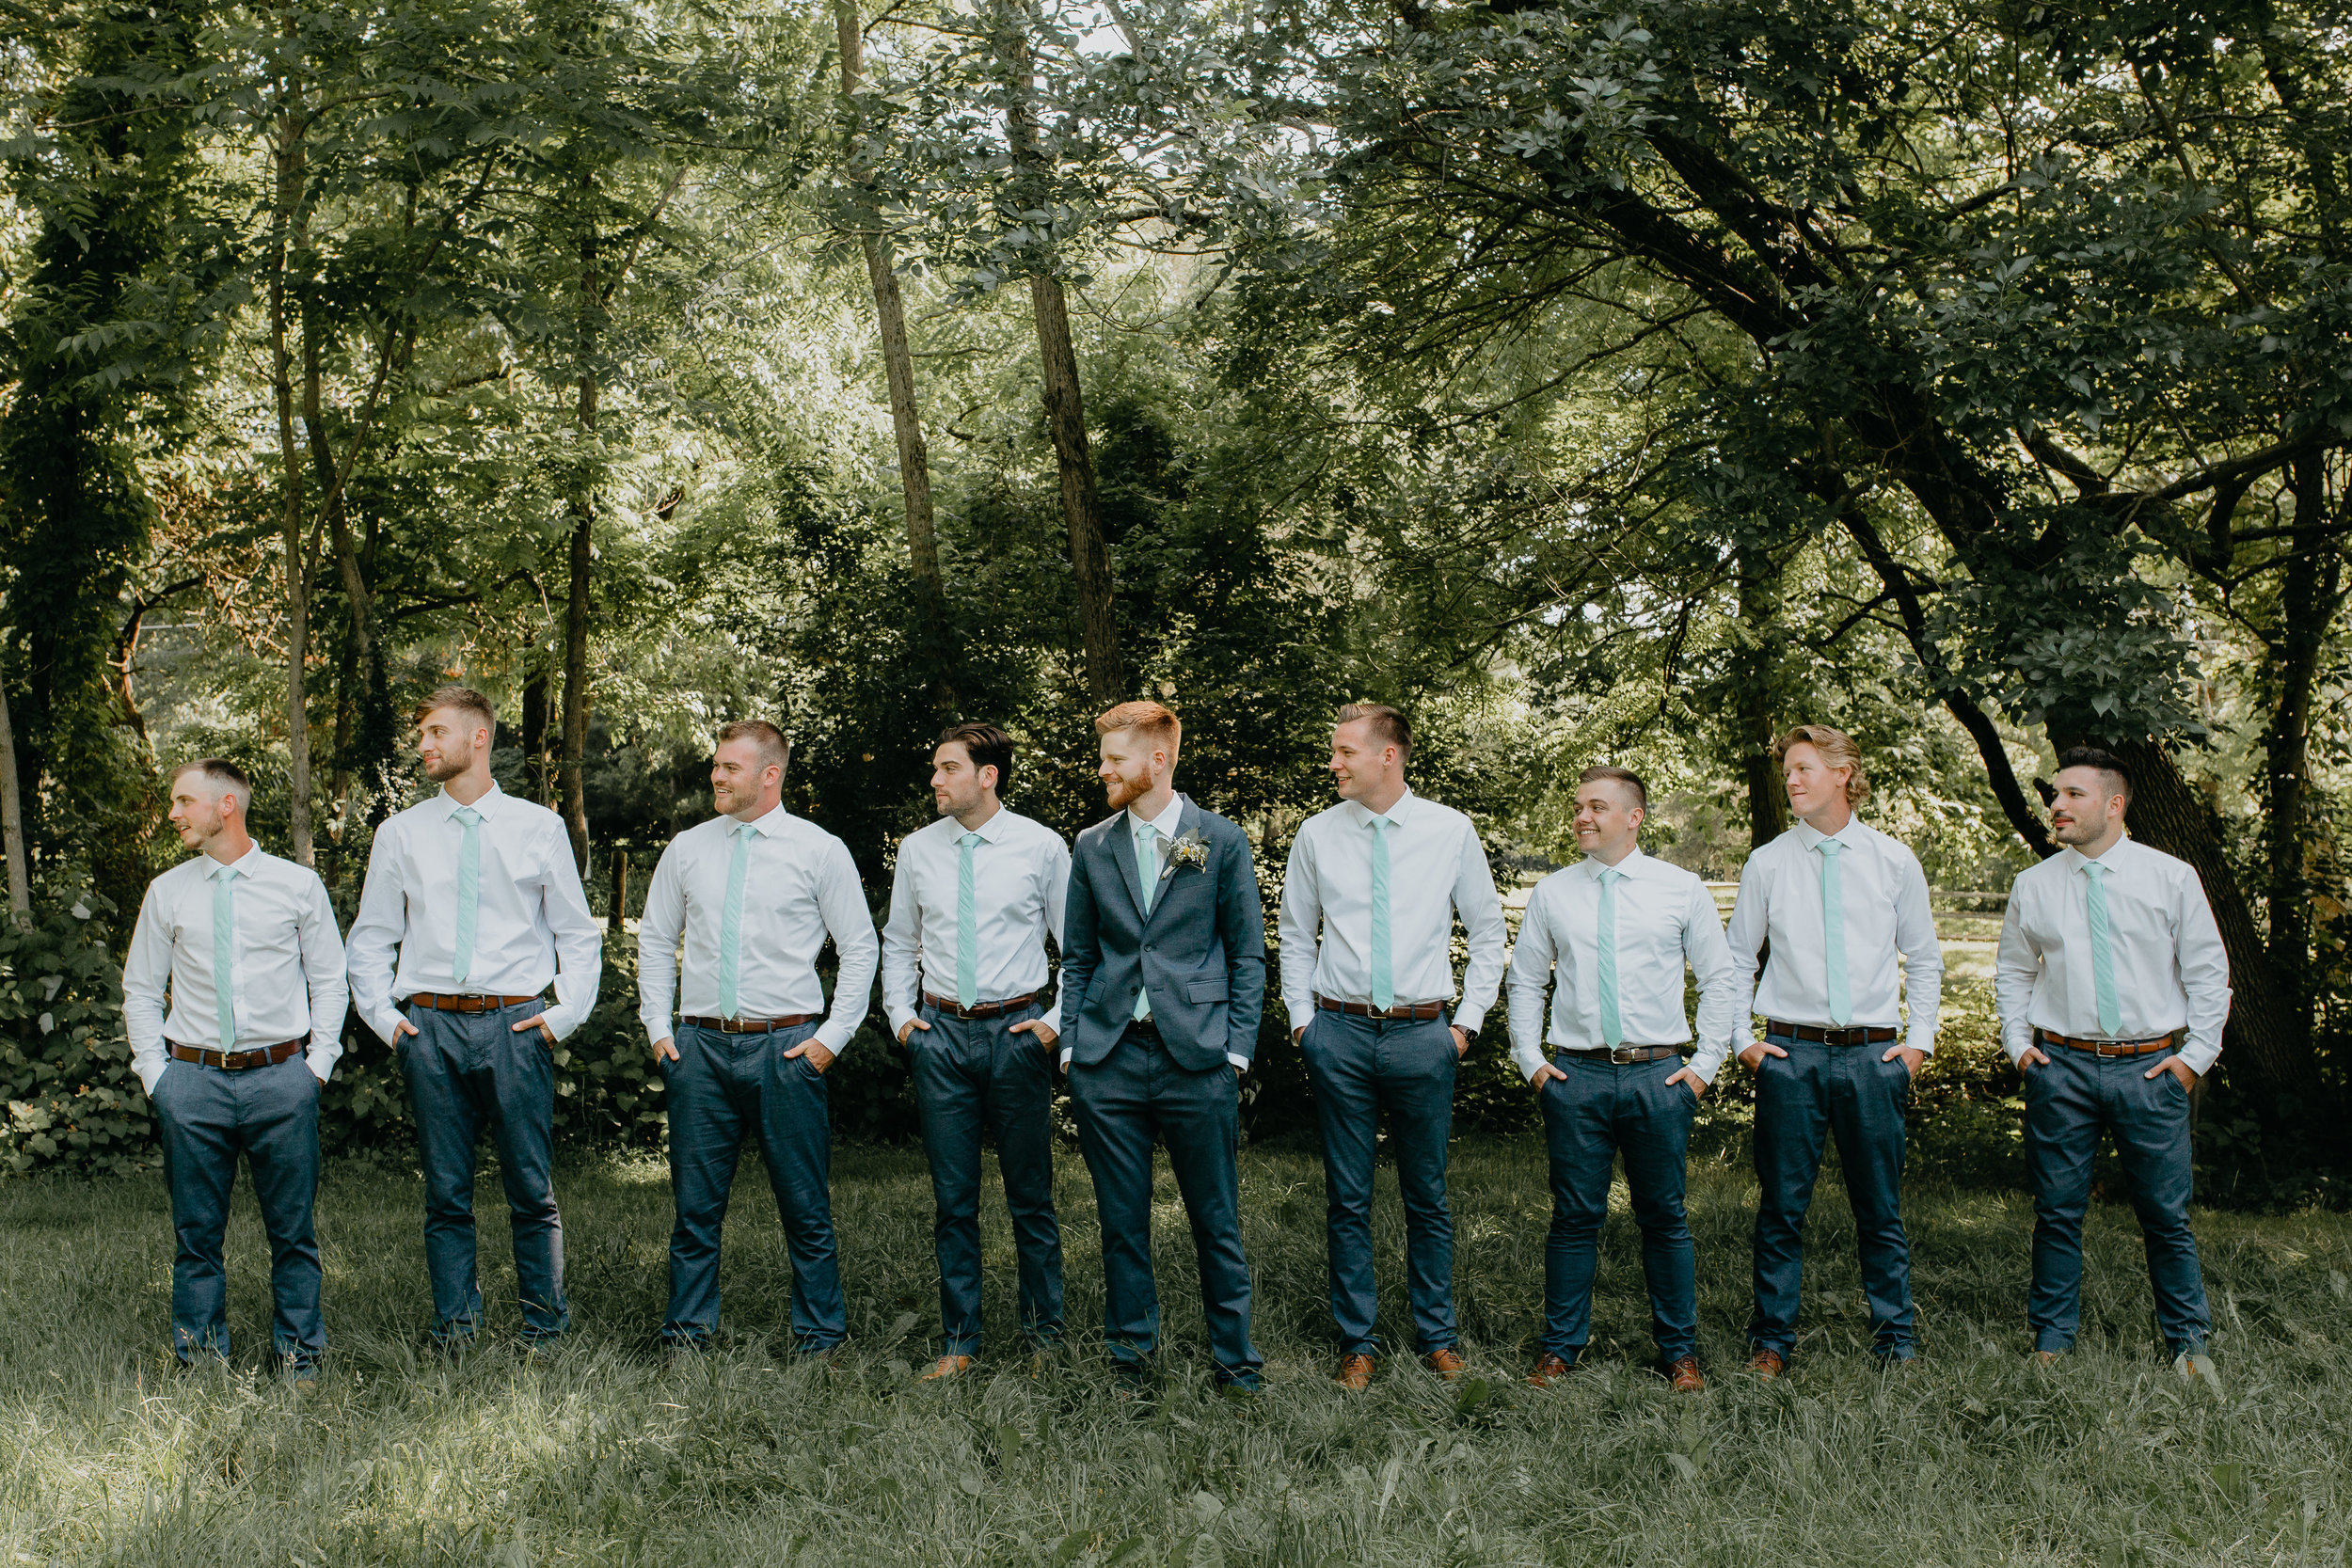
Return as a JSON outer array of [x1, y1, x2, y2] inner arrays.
[[2178, 1037, 2222, 1077], [1058, 1046, 1073, 1069], [543, 998, 592, 1043], [817, 1022, 857, 1055], [1451, 1004, 1487, 1037], [305, 1040, 342, 1083], [883, 1000, 918, 1039], [135, 1058, 167, 1096], [641, 1012, 675, 1047], [1228, 1053, 1249, 1072], [364, 1003, 406, 1046]]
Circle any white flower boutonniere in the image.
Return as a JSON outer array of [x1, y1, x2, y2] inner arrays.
[[1162, 829, 1211, 879]]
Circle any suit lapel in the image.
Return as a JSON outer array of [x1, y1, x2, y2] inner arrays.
[[1108, 812, 1150, 924], [1141, 798, 1204, 930]]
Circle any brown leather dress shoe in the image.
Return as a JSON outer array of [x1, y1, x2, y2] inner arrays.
[[1423, 1347, 1467, 1381], [1334, 1353, 1375, 1391], [1666, 1355, 1704, 1393], [1526, 1353, 1575, 1388], [1746, 1349, 1785, 1381], [920, 1354, 976, 1381]]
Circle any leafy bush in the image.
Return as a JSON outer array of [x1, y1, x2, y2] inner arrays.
[[0, 885, 156, 1178]]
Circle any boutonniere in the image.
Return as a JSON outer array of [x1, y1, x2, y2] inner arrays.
[[1162, 829, 1211, 879]]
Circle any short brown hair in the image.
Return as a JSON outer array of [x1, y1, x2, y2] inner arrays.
[[415, 685, 496, 737], [2055, 746, 2132, 807], [168, 757, 253, 811], [1773, 724, 1870, 805], [717, 720, 791, 778], [1576, 764, 1647, 810], [937, 721, 1014, 794], [1095, 701, 1181, 759], [1335, 703, 1412, 764]]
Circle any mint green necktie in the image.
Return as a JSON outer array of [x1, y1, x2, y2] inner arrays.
[[719, 821, 754, 1018], [451, 805, 483, 986], [1597, 864, 1623, 1047], [1134, 822, 1158, 1021], [956, 831, 981, 1009], [1368, 816, 1393, 1012], [1819, 838, 1851, 1025], [212, 864, 239, 1050], [2083, 860, 2122, 1036]]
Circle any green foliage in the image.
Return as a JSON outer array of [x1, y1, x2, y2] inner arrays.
[[0, 886, 154, 1178]]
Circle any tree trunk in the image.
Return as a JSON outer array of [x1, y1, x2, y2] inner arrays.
[[1731, 545, 1788, 851], [561, 198, 597, 875], [999, 21, 1122, 705], [2115, 737, 2318, 1100], [836, 0, 947, 622], [269, 87, 315, 867], [0, 677, 29, 921], [2260, 451, 2342, 1054], [1029, 275, 1123, 705], [609, 844, 628, 929], [521, 658, 550, 807]]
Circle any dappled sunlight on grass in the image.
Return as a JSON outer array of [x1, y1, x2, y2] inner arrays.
[[2, 1143, 2347, 1564]]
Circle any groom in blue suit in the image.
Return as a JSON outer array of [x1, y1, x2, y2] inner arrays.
[[1057, 700, 1267, 1389]]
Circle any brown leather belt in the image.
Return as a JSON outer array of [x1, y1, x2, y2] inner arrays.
[[2035, 1027, 2181, 1058], [168, 1037, 307, 1070], [1766, 1021, 1899, 1046], [407, 992, 541, 1013], [1558, 1044, 1684, 1065], [679, 1014, 818, 1034], [923, 991, 1040, 1021], [1316, 995, 1447, 1021]]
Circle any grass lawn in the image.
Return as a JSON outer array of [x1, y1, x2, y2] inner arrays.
[[2, 1137, 2346, 1566]]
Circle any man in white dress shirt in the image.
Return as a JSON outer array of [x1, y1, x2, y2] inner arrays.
[[1507, 767, 1740, 1393], [1996, 747, 2228, 1372], [347, 687, 602, 1348], [123, 759, 346, 1378], [638, 720, 879, 1353], [1279, 704, 1505, 1388], [1725, 724, 1943, 1374], [882, 721, 1070, 1379]]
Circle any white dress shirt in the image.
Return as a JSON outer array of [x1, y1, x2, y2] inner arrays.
[[1724, 816, 1944, 1054], [1057, 793, 1250, 1071], [1505, 848, 1744, 1084], [1995, 837, 2231, 1076], [1278, 787, 1508, 1034], [637, 804, 880, 1054], [121, 845, 349, 1094], [881, 806, 1070, 1037], [345, 784, 603, 1045]]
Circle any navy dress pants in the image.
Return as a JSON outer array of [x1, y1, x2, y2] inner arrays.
[[661, 1021, 845, 1350], [1069, 1024, 1262, 1386], [1537, 1053, 1698, 1363], [401, 1001, 567, 1341], [1748, 1035, 1915, 1360], [910, 1000, 1063, 1355], [1298, 1008, 1459, 1356], [153, 1052, 326, 1367], [2024, 1046, 2209, 1356]]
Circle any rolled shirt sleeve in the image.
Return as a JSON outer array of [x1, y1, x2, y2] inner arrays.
[[120, 884, 174, 1095], [1504, 884, 1561, 1083], [1683, 878, 1742, 1085], [635, 845, 688, 1047], [298, 872, 350, 1081], [1451, 825, 1508, 1036], [814, 837, 879, 1054]]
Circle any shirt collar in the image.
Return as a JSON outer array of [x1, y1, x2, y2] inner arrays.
[[1580, 846, 1646, 880], [1128, 794, 1186, 838], [205, 843, 264, 879], [1792, 816, 1863, 851], [2058, 834, 2132, 874], [1344, 786, 1416, 831], [437, 783, 507, 822], [730, 802, 791, 837], [951, 805, 1013, 845]]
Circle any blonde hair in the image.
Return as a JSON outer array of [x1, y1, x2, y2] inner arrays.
[[1095, 701, 1181, 759], [1772, 724, 1870, 805]]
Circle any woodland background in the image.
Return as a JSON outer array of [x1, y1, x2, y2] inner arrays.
[[0, 0, 2345, 1200]]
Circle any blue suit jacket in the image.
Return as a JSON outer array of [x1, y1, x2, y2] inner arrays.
[[1057, 796, 1267, 1071]]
